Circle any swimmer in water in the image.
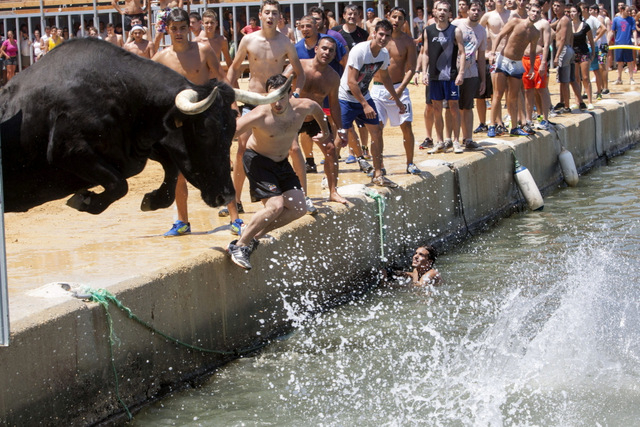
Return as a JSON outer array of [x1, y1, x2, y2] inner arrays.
[[382, 245, 443, 287]]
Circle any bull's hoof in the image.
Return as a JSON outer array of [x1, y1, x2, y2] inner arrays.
[[67, 192, 92, 211], [141, 190, 174, 211]]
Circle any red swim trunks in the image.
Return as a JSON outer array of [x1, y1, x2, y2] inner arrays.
[[522, 54, 548, 90]]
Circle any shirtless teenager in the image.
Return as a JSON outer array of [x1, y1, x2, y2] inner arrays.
[[105, 23, 124, 47], [124, 25, 153, 58], [221, 0, 305, 226], [365, 7, 382, 34], [523, 0, 552, 130], [371, 8, 422, 173], [551, 0, 575, 113], [111, 0, 145, 37], [286, 37, 348, 205], [227, 74, 330, 270], [152, 0, 183, 52], [152, 8, 227, 236], [480, 0, 511, 136], [196, 9, 233, 68], [490, 2, 540, 136], [382, 245, 443, 287]]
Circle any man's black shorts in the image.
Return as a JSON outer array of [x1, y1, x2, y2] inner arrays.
[[298, 119, 321, 136], [243, 148, 301, 202]]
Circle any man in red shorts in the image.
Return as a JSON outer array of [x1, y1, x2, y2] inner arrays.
[[523, 0, 552, 130]]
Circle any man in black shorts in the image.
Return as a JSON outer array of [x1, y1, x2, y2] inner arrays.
[[227, 75, 330, 270]]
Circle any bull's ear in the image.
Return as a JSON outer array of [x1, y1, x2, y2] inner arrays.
[[163, 109, 186, 131]]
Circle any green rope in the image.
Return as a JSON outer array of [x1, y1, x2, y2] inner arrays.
[[84, 287, 266, 419], [365, 189, 386, 260]]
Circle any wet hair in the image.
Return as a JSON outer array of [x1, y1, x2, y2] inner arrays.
[[419, 245, 438, 262], [389, 6, 407, 17], [261, 0, 281, 13], [265, 74, 290, 92], [374, 19, 393, 33], [202, 8, 219, 21], [168, 8, 189, 24]]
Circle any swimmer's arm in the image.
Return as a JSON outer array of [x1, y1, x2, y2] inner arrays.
[[419, 269, 443, 287], [227, 36, 249, 88]]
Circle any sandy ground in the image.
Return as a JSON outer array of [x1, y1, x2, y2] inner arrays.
[[5, 73, 637, 321]]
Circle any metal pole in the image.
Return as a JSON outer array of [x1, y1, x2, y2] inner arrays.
[[39, 0, 45, 33], [93, 0, 98, 35], [0, 131, 11, 347]]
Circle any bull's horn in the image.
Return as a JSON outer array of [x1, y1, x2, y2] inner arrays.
[[175, 87, 219, 115], [233, 75, 294, 105]]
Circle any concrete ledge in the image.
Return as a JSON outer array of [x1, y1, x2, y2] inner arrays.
[[2, 94, 640, 425]]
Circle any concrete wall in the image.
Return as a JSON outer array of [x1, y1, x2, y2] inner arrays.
[[1, 94, 639, 425]]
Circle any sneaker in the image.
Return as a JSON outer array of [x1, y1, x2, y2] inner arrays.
[[613, 79, 623, 85], [536, 120, 550, 130], [473, 123, 488, 134], [367, 168, 386, 177], [549, 110, 560, 118], [305, 197, 318, 215], [562, 107, 572, 114], [602, 88, 610, 94], [570, 104, 579, 110], [453, 140, 464, 153], [510, 127, 529, 137], [248, 238, 260, 253], [497, 124, 509, 135], [553, 102, 565, 112], [218, 202, 244, 217], [487, 125, 497, 138], [371, 175, 399, 188], [419, 137, 434, 149], [582, 93, 588, 99], [227, 240, 252, 270], [596, 92, 602, 101], [306, 163, 317, 173], [230, 218, 245, 236], [345, 155, 357, 164], [444, 139, 453, 150], [428, 140, 447, 153], [358, 157, 373, 173], [164, 220, 191, 237], [522, 123, 536, 135], [464, 139, 483, 150], [406, 163, 422, 174], [579, 102, 587, 110], [587, 103, 594, 110]]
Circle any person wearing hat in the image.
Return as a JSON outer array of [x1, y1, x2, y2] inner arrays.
[[365, 7, 381, 34], [124, 24, 153, 58]]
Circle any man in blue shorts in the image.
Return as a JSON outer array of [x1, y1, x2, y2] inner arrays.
[[612, 4, 637, 85], [338, 19, 405, 188], [422, 1, 466, 153]]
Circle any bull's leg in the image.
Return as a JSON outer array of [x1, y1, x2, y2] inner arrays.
[[141, 145, 179, 211], [47, 125, 129, 214]]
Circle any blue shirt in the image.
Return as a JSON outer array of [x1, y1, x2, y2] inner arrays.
[[612, 16, 635, 45], [295, 33, 346, 75]]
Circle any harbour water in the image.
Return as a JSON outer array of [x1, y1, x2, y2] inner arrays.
[[134, 148, 640, 426]]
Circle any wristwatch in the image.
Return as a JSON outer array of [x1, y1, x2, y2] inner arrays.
[[292, 92, 300, 98]]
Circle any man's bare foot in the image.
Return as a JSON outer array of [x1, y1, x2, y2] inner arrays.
[[330, 192, 349, 205]]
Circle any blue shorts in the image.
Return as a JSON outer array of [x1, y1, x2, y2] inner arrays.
[[339, 98, 380, 129], [615, 48, 634, 63], [429, 80, 459, 101]]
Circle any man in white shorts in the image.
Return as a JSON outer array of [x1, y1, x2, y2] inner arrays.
[[371, 7, 421, 174]]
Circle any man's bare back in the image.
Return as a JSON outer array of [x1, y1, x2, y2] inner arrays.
[[153, 40, 225, 85], [238, 96, 328, 161]]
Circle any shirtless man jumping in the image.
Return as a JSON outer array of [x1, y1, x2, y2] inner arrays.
[[286, 36, 349, 205], [152, 8, 227, 236], [221, 0, 305, 227], [227, 74, 329, 270], [490, 2, 540, 136]]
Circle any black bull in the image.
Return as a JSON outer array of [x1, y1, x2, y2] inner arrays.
[[0, 38, 288, 215]]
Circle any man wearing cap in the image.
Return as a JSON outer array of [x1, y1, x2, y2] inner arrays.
[[365, 7, 381, 34], [124, 25, 153, 58]]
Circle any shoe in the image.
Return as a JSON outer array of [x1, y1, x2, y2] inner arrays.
[[227, 240, 252, 270], [444, 139, 453, 150], [535, 114, 543, 122], [522, 123, 536, 135], [371, 175, 399, 188], [570, 104, 578, 110], [487, 125, 497, 138], [248, 238, 260, 253], [497, 124, 509, 135], [473, 123, 488, 134], [230, 218, 245, 236], [406, 163, 422, 174], [305, 197, 317, 215], [562, 107, 572, 114], [306, 163, 317, 173], [549, 110, 560, 118], [428, 140, 447, 153], [596, 92, 602, 101], [358, 157, 373, 173], [345, 155, 357, 164], [419, 137, 434, 149], [582, 93, 588, 99], [602, 88, 610, 94], [536, 120, 550, 130], [164, 220, 191, 237], [579, 102, 587, 110], [453, 141, 464, 153], [613, 79, 623, 85], [464, 139, 483, 150], [510, 127, 529, 137], [630, 79, 636, 85], [553, 102, 565, 111], [218, 202, 244, 217], [367, 168, 386, 177], [361, 146, 372, 159], [587, 103, 594, 110]]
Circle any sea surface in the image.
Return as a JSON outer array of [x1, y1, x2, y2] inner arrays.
[[134, 148, 640, 426]]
